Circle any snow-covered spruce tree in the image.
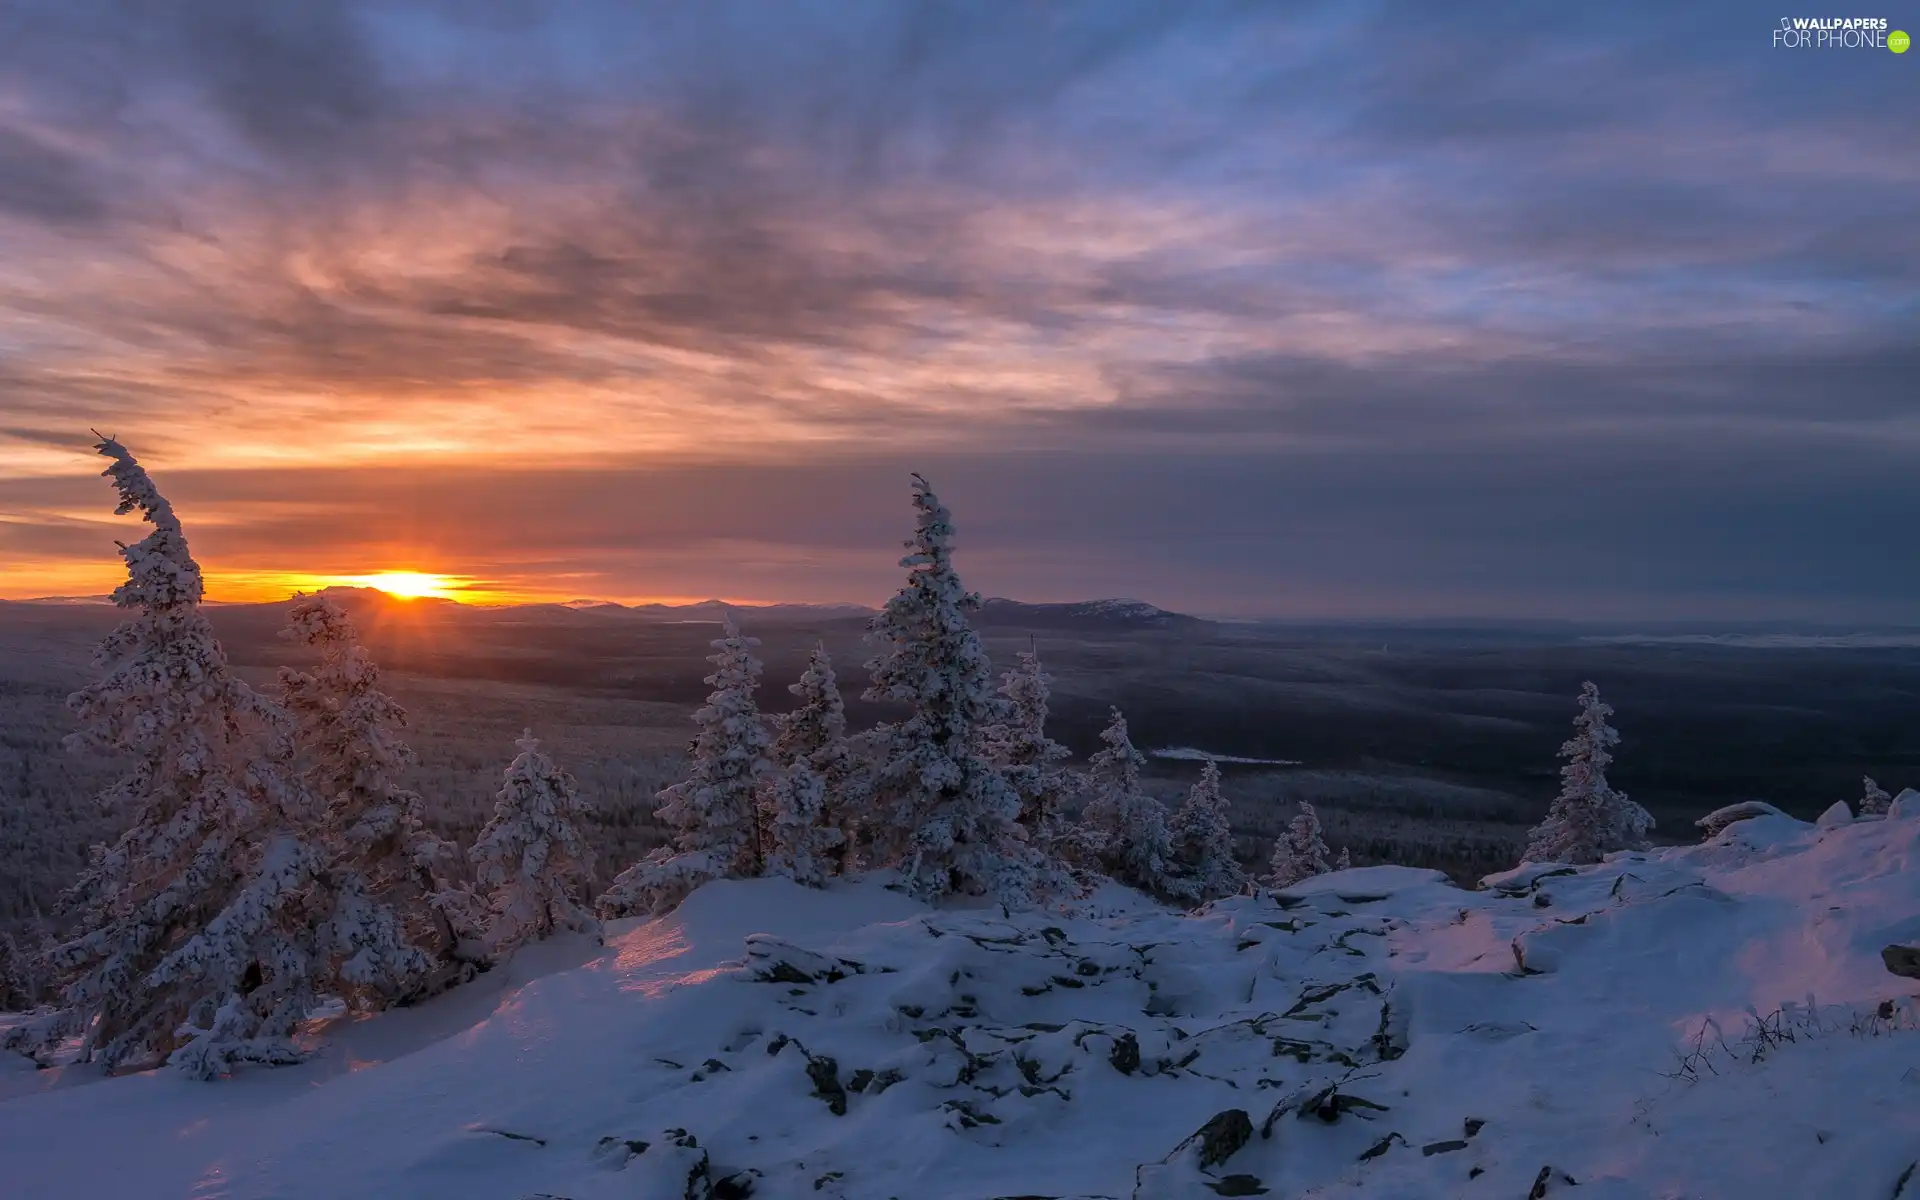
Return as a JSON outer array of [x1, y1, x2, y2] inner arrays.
[[1267, 801, 1333, 888], [2, 437, 311, 1075], [770, 642, 864, 874], [468, 731, 597, 956], [980, 647, 1078, 863], [763, 764, 843, 887], [279, 594, 481, 1001], [598, 617, 773, 917], [1079, 708, 1178, 896], [861, 474, 1044, 904], [1862, 777, 1893, 817], [1165, 757, 1245, 902], [0, 930, 37, 1011], [1521, 681, 1654, 865], [1335, 847, 1352, 871], [144, 833, 327, 1079]]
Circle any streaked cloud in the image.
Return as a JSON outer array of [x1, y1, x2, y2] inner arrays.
[[0, 1, 1913, 616]]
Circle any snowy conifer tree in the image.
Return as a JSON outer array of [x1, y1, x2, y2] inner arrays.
[[1165, 757, 1245, 902], [468, 731, 597, 956], [279, 594, 480, 1001], [1079, 708, 1178, 896], [1521, 682, 1654, 865], [598, 618, 773, 917], [1862, 777, 1893, 817], [2, 437, 308, 1075], [1335, 846, 1352, 871], [144, 833, 327, 1079], [763, 764, 843, 886], [861, 475, 1043, 904], [1267, 801, 1333, 888], [0, 930, 37, 1011], [980, 647, 1077, 863], [771, 643, 864, 873]]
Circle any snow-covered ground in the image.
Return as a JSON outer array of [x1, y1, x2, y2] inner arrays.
[[6, 811, 1920, 1199]]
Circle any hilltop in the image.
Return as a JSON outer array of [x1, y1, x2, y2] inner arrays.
[[5, 802, 1920, 1198]]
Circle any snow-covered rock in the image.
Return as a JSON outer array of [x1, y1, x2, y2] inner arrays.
[[1817, 800, 1854, 828], [8, 818, 1920, 1198], [1891, 788, 1920, 819], [1696, 799, 1792, 836], [1276, 864, 1450, 900]]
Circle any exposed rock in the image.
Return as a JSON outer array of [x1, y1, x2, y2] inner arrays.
[[629, 1129, 711, 1200], [1480, 863, 1577, 895], [941, 1098, 1002, 1129], [1421, 1139, 1469, 1156], [741, 935, 886, 985], [1510, 935, 1558, 976], [1883, 945, 1920, 980], [805, 1054, 848, 1116], [1696, 801, 1790, 837], [1109, 1032, 1142, 1075], [1300, 1084, 1390, 1124], [1359, 1132, 1406, 1161], [592, 1135, 650, 1166], [1184, 1109, 1254, 1169]]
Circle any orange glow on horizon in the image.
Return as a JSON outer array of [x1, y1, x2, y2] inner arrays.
[[0, 560, 811, 611], [342, 571, 462, 600]]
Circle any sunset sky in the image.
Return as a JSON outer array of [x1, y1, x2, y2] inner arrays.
[[1, 2, 1914, 618]]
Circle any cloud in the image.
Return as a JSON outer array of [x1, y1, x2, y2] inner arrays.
[[0, 1, 1913, 617], [0, 126, 106, 224]]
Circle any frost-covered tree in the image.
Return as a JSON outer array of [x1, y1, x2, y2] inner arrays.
[[1267, 801, 1333, 888], [763, 764, 844, 887], [1335, 847, 1352, 871], [1521, 682, 1654, 865], [279, 594, 484, 1000], [468, 731, 597, 956], [598, 618, 773, 917], [1079, 708, 1178, 896], [771, 643, 864, 873], [3, 437, 307, 1075], [980, 647, 1077, 862], [144, 833, 327, 1079], [862, 475, 1043, 904], [0, 930, 38, 1011], [1165, 758, 1245, 902], [1862, 777, 1893, 817]]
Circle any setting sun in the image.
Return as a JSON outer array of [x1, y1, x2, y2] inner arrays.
[[344, 571, 462, 601]]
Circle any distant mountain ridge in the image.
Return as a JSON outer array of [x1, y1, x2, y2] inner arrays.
[[974, 597, 1208, 631], [5, 590, 1208, 630]]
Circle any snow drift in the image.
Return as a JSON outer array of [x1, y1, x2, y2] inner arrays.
[[6, 807, 1920, 1199]]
